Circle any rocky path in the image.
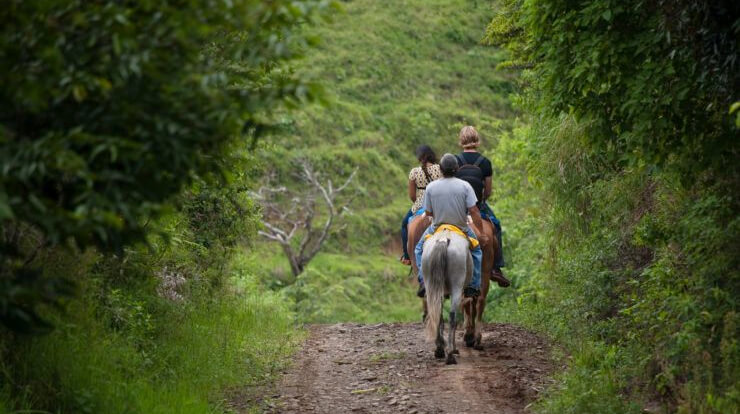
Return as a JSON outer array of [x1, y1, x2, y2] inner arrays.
[[233, 322, 555, 414]]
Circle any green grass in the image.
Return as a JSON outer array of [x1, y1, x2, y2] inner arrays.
[[244, 249, 422, 323], [1, 265, 302, 414]]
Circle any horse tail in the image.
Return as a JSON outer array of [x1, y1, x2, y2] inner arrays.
[[425, 235, 449, 342]]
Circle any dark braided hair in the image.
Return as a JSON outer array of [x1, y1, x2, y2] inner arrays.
[[415, 145, 437, 184]]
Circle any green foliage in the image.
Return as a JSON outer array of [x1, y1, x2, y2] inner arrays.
[[284, 253, 419, 322], [0, 0, 336, 331], [0, 0, 334, 253], [489, 118, 739, 413], [1, 269, 299, 414], [484, 1, 739, 412], [1, 101, 297, 412], [489, 0, 739, 174], [536, 343, 642, 414], [1, 208, 301, 413]]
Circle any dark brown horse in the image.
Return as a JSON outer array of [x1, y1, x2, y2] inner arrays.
[[408, 213, 498, 350], [463, 218, 497, 350]]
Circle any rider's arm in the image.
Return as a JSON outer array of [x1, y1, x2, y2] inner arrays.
[[468, 206, 489, 245], [468, 206, 484, 234], [483, 176, 492, 201], [408, 179, 416, 202]]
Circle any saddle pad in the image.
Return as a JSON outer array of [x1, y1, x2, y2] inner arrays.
[[424, 224, 479, 249]]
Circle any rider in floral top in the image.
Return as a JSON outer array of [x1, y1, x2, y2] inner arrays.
[[400, 145, 442, 265]]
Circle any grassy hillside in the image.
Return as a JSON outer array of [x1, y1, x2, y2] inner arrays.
[[252, 0, 517, 322]]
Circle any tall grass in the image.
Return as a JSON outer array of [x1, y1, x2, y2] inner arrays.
[[0, 260, 301, 414]]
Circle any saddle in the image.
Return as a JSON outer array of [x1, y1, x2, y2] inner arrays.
[[424, 224, 479, 249]]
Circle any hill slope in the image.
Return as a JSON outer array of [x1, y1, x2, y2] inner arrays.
[[247, 0, 516, 322]]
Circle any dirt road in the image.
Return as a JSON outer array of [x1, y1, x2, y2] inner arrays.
[[234, 322, 555, 414]]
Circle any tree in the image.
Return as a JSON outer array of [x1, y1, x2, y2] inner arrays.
[[252, 161, 356, 277], [0, 0, 339, 332]]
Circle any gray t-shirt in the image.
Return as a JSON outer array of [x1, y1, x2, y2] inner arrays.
[[422, 177, 477, 230]]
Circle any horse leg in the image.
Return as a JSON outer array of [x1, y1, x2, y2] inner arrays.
[[435, 311, 445, 359], [422, 298, 428, 323], [463, 297, 475, 347], [472, 221, 495, 350], [474, 276, 489, 350], [446, 291, 461, 364], [469, 295, 478, 349]]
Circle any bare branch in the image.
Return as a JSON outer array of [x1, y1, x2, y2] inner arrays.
[[253, 161, 357, 277], [257, 230, 285, 243], [335, 169, 357, 193], [247, 185, 287, 201]]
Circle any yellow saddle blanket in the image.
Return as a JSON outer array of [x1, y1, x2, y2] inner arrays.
[[424, 224, 479, 249]]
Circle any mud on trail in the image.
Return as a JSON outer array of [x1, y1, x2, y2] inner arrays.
[[232, 322, 556, 414]]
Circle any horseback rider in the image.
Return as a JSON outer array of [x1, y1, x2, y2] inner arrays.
[[454, 126, 511, 287], [414, 153, 488, 298], [400, 145, 442, 265]]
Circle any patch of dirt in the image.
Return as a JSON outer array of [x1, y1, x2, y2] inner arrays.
[[231, 322, 556, 413]]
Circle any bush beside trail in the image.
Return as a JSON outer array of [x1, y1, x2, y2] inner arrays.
[[0, 1, 333, 412], [485, 1, 739, 412]]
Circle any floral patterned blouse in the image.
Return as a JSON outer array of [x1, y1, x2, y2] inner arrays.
[[408, 163, 442, 213]]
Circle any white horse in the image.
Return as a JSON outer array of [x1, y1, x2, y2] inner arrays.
[[422, 228, 475, 365]]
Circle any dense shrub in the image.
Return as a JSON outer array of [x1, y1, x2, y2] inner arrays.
[[485, 0, 739, 412]]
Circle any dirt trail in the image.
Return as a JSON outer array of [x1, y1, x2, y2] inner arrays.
[[233, 322, 555, 413]]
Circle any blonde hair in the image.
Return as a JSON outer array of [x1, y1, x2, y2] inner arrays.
[[458, 126, 480, 149]]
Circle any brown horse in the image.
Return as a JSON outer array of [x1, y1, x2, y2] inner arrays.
[[408, 213, 498, 350], [463, 218, 497, 350]]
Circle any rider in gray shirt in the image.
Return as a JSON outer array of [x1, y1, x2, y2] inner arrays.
[[423, 174, 477, 231], [414, 153, 488, 298]]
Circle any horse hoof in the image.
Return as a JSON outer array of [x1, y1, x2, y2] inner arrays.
[[452, 349, 460, 355], [464, 333, 475, 348], [435, 348, 445, 359], [445, 354, 457, 365]]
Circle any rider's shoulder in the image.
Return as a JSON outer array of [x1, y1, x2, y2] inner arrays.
[[426, 178, 442, 189], [433, 176, 466, 187], [454, 177, 476, 191]]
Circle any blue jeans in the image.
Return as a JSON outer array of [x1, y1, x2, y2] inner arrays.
[[414, 225, 482, 290], [480, 202, 505, 268]]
